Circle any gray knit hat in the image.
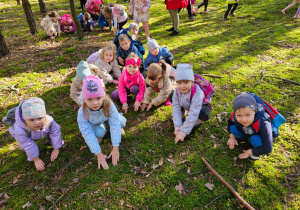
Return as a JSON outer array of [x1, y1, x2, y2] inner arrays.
[[175, 64, 194, 81], [233, 93, 257, 112], [146, 39, 159, 51], [76, 61, 91, 81], [129, 22, 139, 31]]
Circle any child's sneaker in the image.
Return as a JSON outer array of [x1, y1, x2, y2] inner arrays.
[[294, 15, 300, 19], [249, 155, 261, 161], [195, 7, 199, 13], [189, 16, 196, 21], [229, 13, 235, 17], [224, 17, 230, 20], [281, 9, 286, 14], [203, 11, 209, 14]]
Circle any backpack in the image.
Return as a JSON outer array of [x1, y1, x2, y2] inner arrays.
[[2, 107, 17, 126], [86, 51, 100, 64], [173, 72, 215, 109], [2, 107, 31, 136], [132, 40, 145, 55]]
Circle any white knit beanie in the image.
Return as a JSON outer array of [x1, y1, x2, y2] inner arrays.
[[175, 64, 194, 81]]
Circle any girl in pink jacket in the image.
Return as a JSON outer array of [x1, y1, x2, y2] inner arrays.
[[111, 53, 146, 113], [86, 0, 103, 21]]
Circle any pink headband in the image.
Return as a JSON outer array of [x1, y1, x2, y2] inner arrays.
[[125, 58, 142, 67]]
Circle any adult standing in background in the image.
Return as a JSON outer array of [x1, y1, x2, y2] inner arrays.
[[165, 0, 188, 36]]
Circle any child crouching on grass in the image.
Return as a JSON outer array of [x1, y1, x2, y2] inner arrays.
[[5, 97, 63, 171], [169, 64, 211, 143], [77, 75, 126, 169], [141, 60, 175, 111], [111, 53, 146, 113], [70, 61, 105, 106], [227, 92, 285, 161], [40, 11, 61, 40]]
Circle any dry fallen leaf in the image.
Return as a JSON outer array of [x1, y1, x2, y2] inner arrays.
[[168, 153, 174, 159], [22, 202, 31, 209], [205, 183, 214, 190], [187, 167, 191, 174], [167, 159, 176, 165], [103, 182, 110, 187], [158, 158, 164, 166], [73, 178, 79, 183], [120, 199, 124, 206], [140, 168, 147, 174], [152, 164, 159, 170], [233, 157, 238, 161], [175, 182, 183, 194], [162, 188, 168, 194], [45, 195, 53, 201]]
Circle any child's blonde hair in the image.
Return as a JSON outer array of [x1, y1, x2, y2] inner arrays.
[[99, 41, 117, 61], [147, 60, 168, 81], [82, 94, 111, 118], [126, 52, 139, 61], [83, 12, 91, 21], [118, 34, 130, 43]]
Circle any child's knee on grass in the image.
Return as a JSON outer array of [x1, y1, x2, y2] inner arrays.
[[93, 124, 107, 138]]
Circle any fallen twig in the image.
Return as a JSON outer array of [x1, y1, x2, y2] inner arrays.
[[48, 188, 70, 210], [201, 74, 224, 78], [122, 143, 145, 166], [264, 76, 300, 86], [201, 157, 255, 210], [205, 193, 225, 208]]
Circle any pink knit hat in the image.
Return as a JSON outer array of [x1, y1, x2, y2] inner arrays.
[[82, 75, 104, 99], [22, 97, 46, 120]]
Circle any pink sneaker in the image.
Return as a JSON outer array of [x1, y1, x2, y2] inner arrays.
[[281, 9, 286, 14], [165, 98, 172, 106]]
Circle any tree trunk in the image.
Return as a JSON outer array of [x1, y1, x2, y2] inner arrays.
[[22, 0, 38, 35], [0, 30, 10, 58], [69, 0, 84, 40], [16, 0, 21, 5], [38, 0, 47, 14]]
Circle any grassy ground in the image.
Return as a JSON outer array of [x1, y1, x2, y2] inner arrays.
[[0, 0, 300, 209]]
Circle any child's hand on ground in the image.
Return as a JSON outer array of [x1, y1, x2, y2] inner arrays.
[[112, 80, 119, 84], [174, 133, 184, 143], [122, 103, 128, 113], [227, 134, 238, 149], [58, 33, 60, 36], [108, 146, 119, 166], [238, 149, 252, 159], [103, 27, 107, 30], [51, 148, 59, 162], [90, 26, 94, 31], [146, 102, 153, 111], [141, 103, 148, 111], [118, 57, 124, 65], [96, 152, 109, 169], [33, 158, 45, 171], [133, 101, 141, 111], [174, 130, 179, 136]]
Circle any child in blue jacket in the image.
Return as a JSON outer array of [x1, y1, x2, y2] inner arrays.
[[116, 34, 145, 74], [227, 92, 284, 160], [144, 39, 174, 71], [77, 75, 126, 169]]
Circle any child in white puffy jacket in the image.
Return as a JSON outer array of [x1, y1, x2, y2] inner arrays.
[[41, 11, 61, 40]]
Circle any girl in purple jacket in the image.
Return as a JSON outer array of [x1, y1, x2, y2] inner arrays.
[[8, 97, 63, 171]]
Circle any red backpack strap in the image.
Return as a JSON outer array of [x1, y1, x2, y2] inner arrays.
[[190, 85, 196, 101], [85, 113, 89, 121], [252, 120, 260, 132], [230, 112, 234, 122]]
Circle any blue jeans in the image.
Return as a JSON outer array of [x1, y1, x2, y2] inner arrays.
[[230, 125, 263, 147], [92, 113, 126, 138]]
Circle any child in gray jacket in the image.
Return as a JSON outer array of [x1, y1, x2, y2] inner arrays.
[[169, 64, 211, 143]]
